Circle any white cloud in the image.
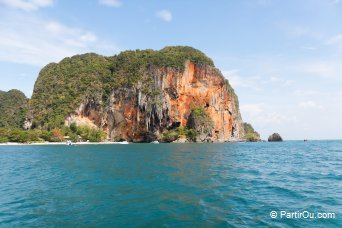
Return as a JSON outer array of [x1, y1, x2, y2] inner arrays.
[[298, 101, 324, 110], [0, 12, 119, 66], [98, 0, 122, 7], [292, 89, 319, 96], [269, 76, 294, 86], [241, 103, 264, 116], [326, 34, 342, 49], [45, 21, 98, 47], [156, 10, 172, 22], [327, 34, 342, 44], [275, 22, 323, 40], [283, 80, 294, 86], [79, 33, 97, 43], [223, 70, 262, 90], [293, 61, 342, 79], [45, 21, 66, 34], [241, 103, 297, 125], [223, 70, 294, 91], [261, 112, 297, 125], [0, 0, 53, 11]]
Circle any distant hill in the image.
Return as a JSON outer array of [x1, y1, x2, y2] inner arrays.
[[0, 89, 28, 128]]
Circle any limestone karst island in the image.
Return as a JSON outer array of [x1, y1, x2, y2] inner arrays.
[[1, 1, 341, 227], [0, 46, 260, 143]]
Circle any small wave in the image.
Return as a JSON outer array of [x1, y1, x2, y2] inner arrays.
[[266, 185, 305, 200]]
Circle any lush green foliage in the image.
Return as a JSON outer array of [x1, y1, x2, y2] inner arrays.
[[0, 125, 106, 143], [187, 107, 214, 134], [30, 53, 110, 129], [74, 125, 106, 142], [0, 128, 53, 143], [159, 126, 197, 142], [243, 122, 260, 142], [0, 90, 28, 128], [158, 46, 214, 68]]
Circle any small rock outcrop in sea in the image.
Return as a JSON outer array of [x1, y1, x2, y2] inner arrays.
[[268, 133, 283, 142]]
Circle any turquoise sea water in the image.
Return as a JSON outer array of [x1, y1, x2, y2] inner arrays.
[[0, 141, 341, 227]]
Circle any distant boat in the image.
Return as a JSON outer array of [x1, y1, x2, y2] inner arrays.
[[66, 140, 72, 146], [151, 141, 159, 144], [117, 141, 129, 144], [304, 139, 308, 142]]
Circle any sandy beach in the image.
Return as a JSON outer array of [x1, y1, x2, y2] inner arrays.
[[0, 141, 129, 146]]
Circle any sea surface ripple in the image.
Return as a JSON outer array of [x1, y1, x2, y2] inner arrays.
[[0, 141, 341, 227]]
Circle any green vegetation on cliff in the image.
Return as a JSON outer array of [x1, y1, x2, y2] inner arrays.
[[0, 90, 28, 128], [30, 53, 109, 129], [243, 122, 260, 142], [187, 107, 214, 134], [159, 126, 197, 142], [158, 46, 214, 68], [160, 107, 214, 142]]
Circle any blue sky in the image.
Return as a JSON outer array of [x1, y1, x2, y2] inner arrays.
[[0, 0, 341, 139]]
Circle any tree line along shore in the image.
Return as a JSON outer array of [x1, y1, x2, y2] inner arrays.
[[0, 123, 105, 144]]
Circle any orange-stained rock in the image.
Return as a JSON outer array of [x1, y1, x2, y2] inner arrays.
[[103, 61, 244, 142], [66, 61, 244, 142]]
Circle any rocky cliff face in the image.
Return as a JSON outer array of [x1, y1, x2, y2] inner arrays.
[[66, 61, 244, 142], [30, 47, 247, 142], [106, 62, 243, 141]]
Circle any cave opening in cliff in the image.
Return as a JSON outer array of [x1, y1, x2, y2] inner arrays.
[[231, 127, 235, 137], [168, 122, 181, 130]]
